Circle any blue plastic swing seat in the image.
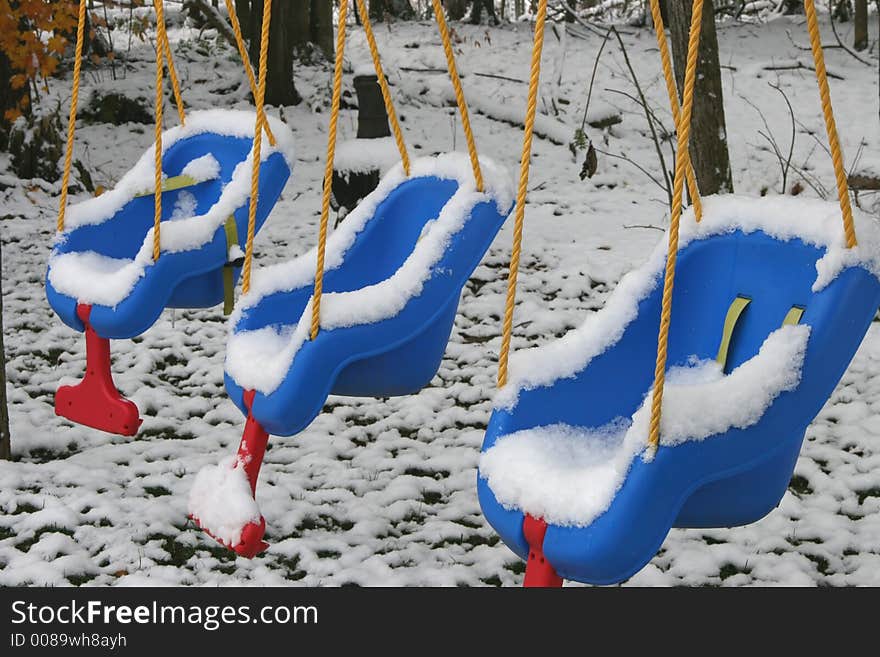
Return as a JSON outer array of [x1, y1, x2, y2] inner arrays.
[[225, 154, 513, 437], [46, 110, 294, 340], [479, 209, 880, 586]]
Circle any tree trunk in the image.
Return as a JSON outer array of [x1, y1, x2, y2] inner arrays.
[[249, 0, 301, 106], [0, 240, 10, 462], [470, 0, 499, 24], [235, 0, 250, 36], [853, 0, 868, 50], [288, 0, 311, 50], [0, 51, 22, 143], [310, 0, 334, 59], [444, 0, 468, 20], [667, 0, 733, 195]]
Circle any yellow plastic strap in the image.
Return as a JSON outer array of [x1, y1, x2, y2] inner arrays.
[[715, 296, 750, 371], [782, 306, 805, 326], [310, 0, 349, 340], [355, 0, 410, 176], [240, 0, 273, 295], [431, 0, 483, 191], [56, 0, 88, 233], [158, 22, 186, 126], [134, 174, 199, 198], [647, 0, 701, 221], [152, 0, 167, 262], [647, 0, 706, 452], [803, 0, 857, 248], [223, 0, 276, 146], [223, 216, 240, 315], [497, 0, 549, 388]]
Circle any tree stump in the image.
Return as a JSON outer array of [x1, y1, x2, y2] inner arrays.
[[331, 73, 391, 222]]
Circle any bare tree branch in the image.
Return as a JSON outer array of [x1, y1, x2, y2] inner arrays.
[[610, 27, 673, 209]]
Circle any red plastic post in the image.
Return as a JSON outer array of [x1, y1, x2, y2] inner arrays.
[[238, 390, 270, 494], [192, 390, 270, 558], [522, 514, 563, 588], [54, 304, 142, 436]]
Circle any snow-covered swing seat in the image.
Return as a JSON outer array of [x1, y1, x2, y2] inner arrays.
[[478, 0, 880, 586], [47, 4, 295, 436], [224, 155, 512, 435], [189, 0, 513, 557], [48, 110, 294, 338], [479, 197, 880, 585]]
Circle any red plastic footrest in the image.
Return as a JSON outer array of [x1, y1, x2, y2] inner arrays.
[[193, 390, 270, 558], [192, 516, 269, 559], [54, 304, 142, 436], [523, 514, 564, 587]]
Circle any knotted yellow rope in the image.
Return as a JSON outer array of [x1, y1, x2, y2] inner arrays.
[[56, 0, 88, 233], [223, 0, 276, 146], [152, 0, 167, 261], [431, 0, 483, 191], [647, 0, 705, 452], [309, 0, 349, 339], [355, 0, 410, 175], [647, 0, 701, 221], [240, 0, 273, 294], [497, 0, 548, 388], [803, 0, 857, 248], [158, 21, 186, 126]]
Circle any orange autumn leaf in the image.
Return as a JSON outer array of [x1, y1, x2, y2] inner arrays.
[[0, 0, 84, 119]]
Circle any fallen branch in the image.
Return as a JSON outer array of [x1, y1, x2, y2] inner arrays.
[[624, 224, 665, 231], [849, 174, 880, 191], [474, 72, 527, 84], [762, 61, 845, 80], [400, 67, 526, 84], [469, 104, 569, 144]]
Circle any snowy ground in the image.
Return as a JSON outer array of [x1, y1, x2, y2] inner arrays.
[[1, 9, 879, 586]]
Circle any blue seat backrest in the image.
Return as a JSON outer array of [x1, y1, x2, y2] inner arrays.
[[238, 177, 459, 331], [667, 231, 823, 370], [59, 134, 252, 261]]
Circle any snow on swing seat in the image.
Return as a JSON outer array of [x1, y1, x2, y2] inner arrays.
[[46, 109, 296, 340], [222, 153, 513, 437], [478, 194, 880, 586]]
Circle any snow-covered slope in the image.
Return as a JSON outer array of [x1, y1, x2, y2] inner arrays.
[[1, 11, 879, 586]]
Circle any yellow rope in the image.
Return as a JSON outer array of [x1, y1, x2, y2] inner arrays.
[[647, 0, 701, 221], [803, 0, 857, 248], [158, 19, 186, 126], [241, 0, 273, 294], [355, 0, 410, 175], [497, 0, 548, 388], [152, 0, 167, 262], [310, 0, 348, 340], [431, 0, 483, 191], [223, 0, 276, 146], [56, 0, 88, 233], [647, 0, 705, 452]]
